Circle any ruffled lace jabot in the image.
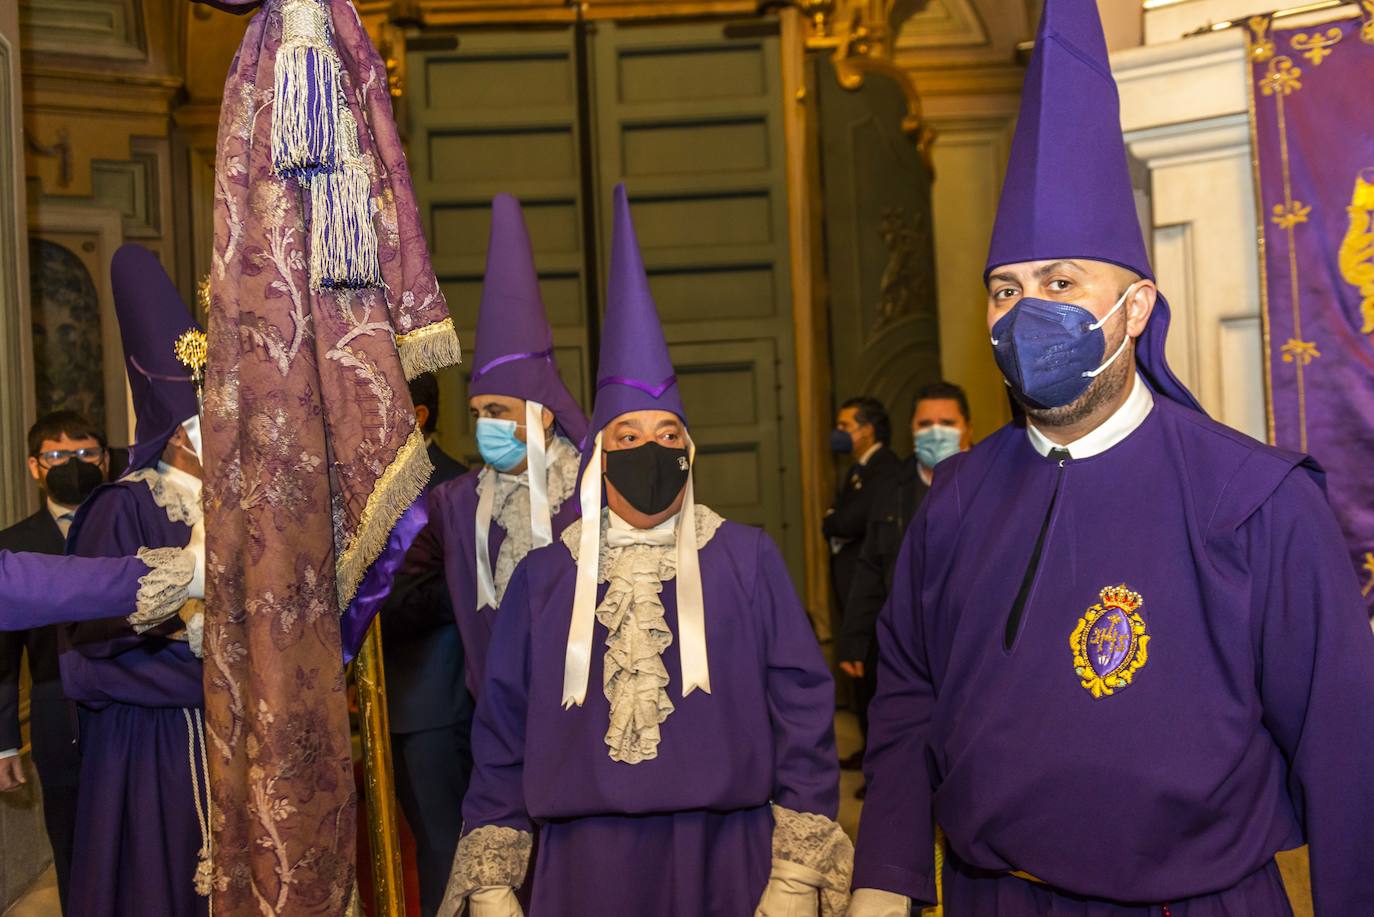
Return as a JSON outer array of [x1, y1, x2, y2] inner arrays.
[[560, 505, 724, 764]]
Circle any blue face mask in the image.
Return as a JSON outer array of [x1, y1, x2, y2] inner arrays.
[[476, 418, 527, 472], [989, 282, 1136, 409], [829, 429, 854, 454], [914, 426, 962, 469]]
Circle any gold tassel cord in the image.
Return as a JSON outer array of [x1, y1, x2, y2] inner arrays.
[[335, 425, 433, 611], [396, 317, 463, 381]]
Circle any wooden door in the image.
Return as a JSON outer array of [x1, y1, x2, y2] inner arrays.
[[815, 55, 941, 458], [407, 27, 596, 464], [588, 18, 805, 581]]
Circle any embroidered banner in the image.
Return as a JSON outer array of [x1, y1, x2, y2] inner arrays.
[[1248, 9, 1374, 609]]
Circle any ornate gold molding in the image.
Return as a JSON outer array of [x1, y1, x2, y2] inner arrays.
[[792, 0, 934, 154]]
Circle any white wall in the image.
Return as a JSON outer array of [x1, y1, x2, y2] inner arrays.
[[1113, 28, 1268, 440]]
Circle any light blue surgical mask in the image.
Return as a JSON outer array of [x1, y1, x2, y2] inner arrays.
[[914, 425, 962, 470], [476, 418, 527, 472]]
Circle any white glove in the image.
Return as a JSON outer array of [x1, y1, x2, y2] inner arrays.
[[754, 859, 823, 917], [186, 521, 206, 600], [468, 887, 522, 917], [848, 888, 912, 917]]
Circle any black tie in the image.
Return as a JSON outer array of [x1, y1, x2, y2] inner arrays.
[[1003, 449, 1071, 650]]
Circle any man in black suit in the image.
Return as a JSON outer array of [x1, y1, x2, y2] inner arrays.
[[823, 396, 900, 647], [0, 411, 109, 912], [838, 382, 971, 791], [381, 373, 473, 917]]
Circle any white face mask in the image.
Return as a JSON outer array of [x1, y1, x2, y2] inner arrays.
[[180, 415, 203, 463]]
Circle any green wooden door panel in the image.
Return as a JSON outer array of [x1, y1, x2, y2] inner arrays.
[[408, 29, 593, 465], [407, 20, 805, 592], [589, 19, 803, 584]]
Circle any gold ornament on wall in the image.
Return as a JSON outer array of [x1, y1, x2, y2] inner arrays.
[[777, 0, 934, 157]]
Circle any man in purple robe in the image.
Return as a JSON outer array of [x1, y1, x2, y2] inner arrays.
[[61, 243, 211, 917], [438, 185, 850, 917], [0, 547, 198, 631], [849, 2, 1374, 915], [415, 194, 589, 702]]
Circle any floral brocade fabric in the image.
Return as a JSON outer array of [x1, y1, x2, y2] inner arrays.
[[201, 1, 460, 914]]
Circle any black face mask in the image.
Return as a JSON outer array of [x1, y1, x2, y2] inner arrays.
[[44, 459, 104, 507], [604, 441, 690, 517]]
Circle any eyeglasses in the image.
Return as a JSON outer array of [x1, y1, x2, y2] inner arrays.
[[35, 447, 105, 468]]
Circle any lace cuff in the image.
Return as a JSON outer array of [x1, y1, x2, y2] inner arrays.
[[130, 547, 196, 632], [772, 805, 854, 917], [438, 825, 533, 917]]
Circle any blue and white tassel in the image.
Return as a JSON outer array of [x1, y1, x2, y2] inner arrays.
[[271, 0, 340, 177], [309, 104, 382, 289]]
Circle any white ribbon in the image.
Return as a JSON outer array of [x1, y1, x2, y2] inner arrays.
[[525, 401, 552, 549], [475, 401, 553, 612], [474, 467, 499, 611], [675, 435, 710, 698], [561, 432, 711, 708], [563, 432, 604, 708]]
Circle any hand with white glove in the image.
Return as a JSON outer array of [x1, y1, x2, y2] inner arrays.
[[754, 859, 823, 917], [468, 886, 522, 917], [848, 888, 913, 917]]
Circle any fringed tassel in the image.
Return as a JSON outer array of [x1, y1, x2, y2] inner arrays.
[[310, 105, 383, 290], [396, 317, 463, 379], [335, 426, 433, 610], [272, 0, 340, 177]]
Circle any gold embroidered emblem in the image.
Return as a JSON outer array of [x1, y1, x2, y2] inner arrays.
[[1069, 585, 1149, 700], [174, 327, 208, 388]]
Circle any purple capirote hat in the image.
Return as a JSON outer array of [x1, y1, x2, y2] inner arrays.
[[110, 244, 202, 471], [984, 0, 1203, 413], [588, 184, 687, 438], [468, 194, 588, 445]]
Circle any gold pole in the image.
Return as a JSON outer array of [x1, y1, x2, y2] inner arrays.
[[1185, 0, 1360, 35], [355, 618, 406, 917]]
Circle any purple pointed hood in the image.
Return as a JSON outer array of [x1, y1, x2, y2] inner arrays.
[[111, 244, 203, 471], [985, 0, 1203, 413], [469, 194, 588, 445], [588, 185, 686, 437]]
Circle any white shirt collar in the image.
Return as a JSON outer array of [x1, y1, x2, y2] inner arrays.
[[1026, 374, 1155, 460], [607, 508, 678, 535], [857, 442, 882, 466], [47, 498, 77, 536]]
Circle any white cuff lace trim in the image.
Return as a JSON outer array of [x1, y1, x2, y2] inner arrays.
[[772, 805, 854, 917], [438, 825, 533, 917], [130, 547, 196, 632]]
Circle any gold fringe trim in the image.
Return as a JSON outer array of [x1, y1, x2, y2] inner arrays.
[[335, 425, 433, 611], [396, 317, 461, 381]]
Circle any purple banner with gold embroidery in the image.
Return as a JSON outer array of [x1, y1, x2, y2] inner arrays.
[[1248, 10, 1374, 609]]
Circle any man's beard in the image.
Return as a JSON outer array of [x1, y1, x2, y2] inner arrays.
[[1018, 324, 1135, 428]]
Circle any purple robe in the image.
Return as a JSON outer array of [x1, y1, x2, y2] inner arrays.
[[0, 550, 154, 631], [853, 394, 1374, 914], [62, 478, 207, 917], [420, 469, 581, 699], [463, 519, 837, 916]]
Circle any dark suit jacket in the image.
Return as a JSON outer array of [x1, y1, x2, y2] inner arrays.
[[837, 456, 930, 664], [821, 444, 901, 611], [0, 509, 82, 786], [381, 442, 473, 735]]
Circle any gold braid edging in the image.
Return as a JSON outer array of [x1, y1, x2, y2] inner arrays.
[[334, 425, 433, 611], [396, 317, 462, 381]]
